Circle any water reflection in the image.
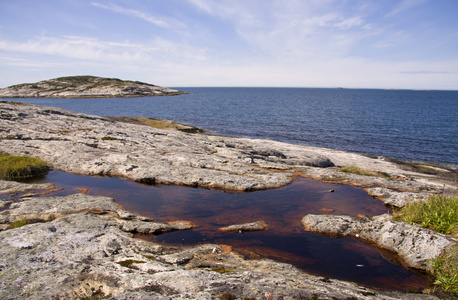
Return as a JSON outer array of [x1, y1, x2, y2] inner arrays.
[[32, 170, 431, 291]]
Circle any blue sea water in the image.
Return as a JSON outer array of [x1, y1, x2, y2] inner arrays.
[[15, 88, 458, 167]]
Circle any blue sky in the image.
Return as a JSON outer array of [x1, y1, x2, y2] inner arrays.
[[1, 0, 457, 89]]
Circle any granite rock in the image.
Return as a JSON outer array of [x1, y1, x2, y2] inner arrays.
[[219, 221, 268, 232], [1, 101, 455, 194], [302, 213, 458, 272]]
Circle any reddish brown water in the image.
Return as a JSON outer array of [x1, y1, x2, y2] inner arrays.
[[23, 170, 432, 291]]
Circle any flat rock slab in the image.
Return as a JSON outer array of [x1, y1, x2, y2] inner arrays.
[[219, 221, 268, 232], [0, 180, 54, 195], [1, 101, 454, 194], [302, 214, 458, 273]]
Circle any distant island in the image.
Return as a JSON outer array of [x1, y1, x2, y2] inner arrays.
[[0, 75, 187, 98]]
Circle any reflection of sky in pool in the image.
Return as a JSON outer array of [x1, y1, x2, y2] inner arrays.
[[29, 170, 432, 291]]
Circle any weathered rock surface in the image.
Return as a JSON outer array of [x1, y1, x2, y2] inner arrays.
[[0, 76, 187, 98], [366, 187, 431, 208], [1, 101, 457, 299], [1, 100, 455, 195], [0, 183, 439, 299], [0, 180, 54, 195], [219, 221, 268, 232], [302, 214, 458, 273]]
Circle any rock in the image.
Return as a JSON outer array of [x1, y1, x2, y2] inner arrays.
[[118, 219, 195, 235], [156, 251, 194, 265], [0, 199, 13, 209], [0, 101, 335, 191], [1, 101, 454, 193], [302, 214, 458, 273], [0, 193, 127, 225], [0, 180, 55, 195], [366, 187, 431, 207], [219, 221, 268, 232], [0, 76, 187, 98]]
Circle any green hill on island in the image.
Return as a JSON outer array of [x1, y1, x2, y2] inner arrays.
[[0, 75, 187, 98]]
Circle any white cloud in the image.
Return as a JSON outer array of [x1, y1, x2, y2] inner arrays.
[[0, 35, 210, 65], [185, 0, 371, 62], [385, 0, 428, 17], [91, 2, 185, 29], [91, 2, 167, 27]]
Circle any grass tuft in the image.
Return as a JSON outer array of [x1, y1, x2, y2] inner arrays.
[[393, 195, 458, 236], [431, 245, 458, 294], [7, 219, 41, 229], [394, 195, 458, 294], [340, 166, 390, 178], [0, 153, 49, 180]]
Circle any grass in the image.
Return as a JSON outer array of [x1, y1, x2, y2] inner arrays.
[[7, 219, 42, 229], [340, 166, 390, 178], [393, 195, 458, 236], [0, 153, 49, 180], [393, 195, 458, 294], [431, 245, 458, 294]]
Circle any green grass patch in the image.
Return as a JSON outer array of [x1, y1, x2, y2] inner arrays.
[[393, 195, 458, 236], [0, 153, 49, 180], [431, 245, 458, 294], [340, 166, 390, 178], [7, 219, 41, 229]]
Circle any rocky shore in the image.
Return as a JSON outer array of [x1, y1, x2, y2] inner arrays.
[[0, 76, 187, 98], [1, 100, 457, 299]]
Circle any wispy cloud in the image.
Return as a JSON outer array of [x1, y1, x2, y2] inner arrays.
[[186, 0, 371, 60], [0, 35, 208, 65], [385, 0, 428, 17], [91, 2, 184, 29], [0, 56, 63, 68]]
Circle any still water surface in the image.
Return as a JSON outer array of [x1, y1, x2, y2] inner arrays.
[[25, 170, 432, 291]]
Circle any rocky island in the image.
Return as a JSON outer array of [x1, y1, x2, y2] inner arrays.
[[0, 76, 187, 98], [0, 100, 457, 299]]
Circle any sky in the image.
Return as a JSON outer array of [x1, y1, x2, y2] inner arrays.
[[0, 0, 457, 90]]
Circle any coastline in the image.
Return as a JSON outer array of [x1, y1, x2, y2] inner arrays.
[[0, 100, 457, 299]]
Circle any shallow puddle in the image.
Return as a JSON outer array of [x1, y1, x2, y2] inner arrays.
[[26, 170, 431, 291]]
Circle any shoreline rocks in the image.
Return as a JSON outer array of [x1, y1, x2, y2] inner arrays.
[[1, 100, 456, 195]]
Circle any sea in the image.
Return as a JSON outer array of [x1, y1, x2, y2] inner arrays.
[[14, 87, 458, 168]]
